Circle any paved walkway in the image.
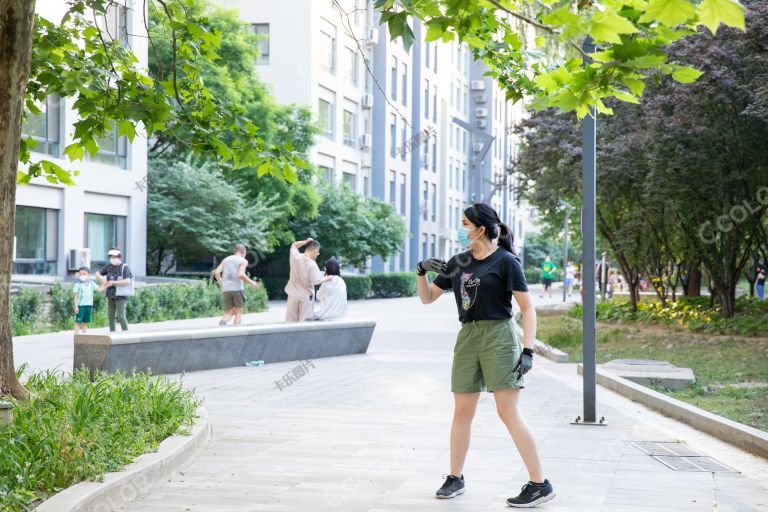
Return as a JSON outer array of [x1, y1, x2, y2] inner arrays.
[[14, 295, 768, 511]]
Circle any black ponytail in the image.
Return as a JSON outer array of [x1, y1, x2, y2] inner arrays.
[[463, 203, 517, 255]]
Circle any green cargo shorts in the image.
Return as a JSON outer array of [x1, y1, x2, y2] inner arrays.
[[452, 318, 524, 393]]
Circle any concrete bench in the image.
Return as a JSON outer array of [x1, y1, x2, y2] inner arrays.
[[74, 320, 376, 375]]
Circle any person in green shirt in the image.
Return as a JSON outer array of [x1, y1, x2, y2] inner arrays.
[[73, 267, 103, 334], [541, 256, 556, 299]]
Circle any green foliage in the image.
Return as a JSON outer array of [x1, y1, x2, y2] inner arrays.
[[374, 0, 745, 117], [0, 368, 198, 509], [19, 0, 309, 186], [568, 296, 768, 336], [290, 184, 408, 268], [370, 273, 417, 298], [146, 156, 280, 274], [259, 276, 288, 301], [9, 288, 44, 335], [345, 276, 373, 300], [524, 267, 541, 285], [12, 282, 267, 337]]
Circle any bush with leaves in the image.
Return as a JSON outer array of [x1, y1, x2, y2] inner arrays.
[[370, 273, 417, 299]]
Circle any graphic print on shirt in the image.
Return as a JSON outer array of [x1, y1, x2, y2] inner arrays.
[[460, 272, 481, 310]]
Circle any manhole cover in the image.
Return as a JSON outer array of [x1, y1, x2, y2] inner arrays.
[[632, 442, 739, 473]]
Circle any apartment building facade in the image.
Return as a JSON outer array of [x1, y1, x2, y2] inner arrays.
[[13, 0, 148, 278], [217, 0, 533, 272]]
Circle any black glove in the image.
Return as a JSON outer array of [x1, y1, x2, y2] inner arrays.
[[513, 348, 534, 379], [416, 257, 447, 276]]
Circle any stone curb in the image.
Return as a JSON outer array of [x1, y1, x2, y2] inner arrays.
[[577, 364, 768, 460], [36, 406, 211, 512]]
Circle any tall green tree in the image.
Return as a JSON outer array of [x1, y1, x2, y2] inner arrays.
[[1, 0, 308, 398], [147, 156, 280, 274]]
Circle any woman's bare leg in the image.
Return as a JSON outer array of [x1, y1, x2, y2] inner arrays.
[[493, 388, 544, 483], [450, 392, 480, 476]]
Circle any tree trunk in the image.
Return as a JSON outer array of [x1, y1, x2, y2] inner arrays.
[[685, 264, 702, 297], [0, 0, 37, 400]]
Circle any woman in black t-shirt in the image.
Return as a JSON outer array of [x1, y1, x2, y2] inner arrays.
[[415, 203, 555, 508]]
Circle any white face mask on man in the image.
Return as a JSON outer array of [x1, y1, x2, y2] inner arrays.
[[109, 258, 121, 266]]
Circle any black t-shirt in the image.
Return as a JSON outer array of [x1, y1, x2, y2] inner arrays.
[[432, 248, 529, 323], [99, 263, 133, 299]]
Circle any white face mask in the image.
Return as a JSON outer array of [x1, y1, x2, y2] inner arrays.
[[109, 258, 121, 265], [78, 275, 88, 282]]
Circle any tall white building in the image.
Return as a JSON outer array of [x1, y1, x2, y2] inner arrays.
[[218, 0, 533, 272], [13, 0, 147, 278]]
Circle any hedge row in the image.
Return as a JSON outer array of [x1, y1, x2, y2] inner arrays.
[[261, 273, 419, 301], [11, 281, 268, 336]]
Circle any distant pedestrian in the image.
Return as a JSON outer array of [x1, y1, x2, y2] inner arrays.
[[284, 238, 324, 322], [757, 266, 766, 300], [540, 255, 556, 299], [96, 248, 133, 332], [564, 262, 575, 298], [73, 266, 101, 334], [214, 244, 260, 326], [311, 258, 348, 321]]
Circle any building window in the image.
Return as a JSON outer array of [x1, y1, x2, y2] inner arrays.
[[391, 56, 398, 102], [13, 206, 58, 275], [449, 158, 454, 188], [343, 171, 357, 190], [89, 122, 128, 169], [390, 114, 397, 157], [422, 181, 428, 221], [343, 109, 356, 147], [363, 176, 370, 196], [400, 121, 407, 161], [462, 163, 467, 191], [96, 2, 129, 47], [423, 139, 429, 169], [344, 46, 357, 84], [432, 139, 437, 172], [431, 183, 437, 221], [85, 213, 126, 270], [433, 44, 438, 72], [252, 23, 270, 64], [401, 63, 408, 106], [389, 170, 397, 206], [464, 85, 469, 115], [23, 95, 61, 157], [424, 79, 430, 120], [432, 85, 437, 123], [431, 234, 436, 257], [319, 21, 336, 74], [425, 41, 430, 69], [422, 234, 428, 259], [319, 165, 334, 183], [318, 97, 335, 139], [399, 173, 406, 214]]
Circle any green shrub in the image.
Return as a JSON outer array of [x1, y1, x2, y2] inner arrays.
[[370, 272, 417, 298], [260, 276, 288, 300], [345, 275, 372, 300], [567, 296, 768, 336], [10, 288, 42, 325], [524, 268, 541, 284], [0, 368, 199, 510]]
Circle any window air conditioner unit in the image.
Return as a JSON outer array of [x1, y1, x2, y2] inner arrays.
[[360, 133, 372, 148], [69, 248, 91, 271], [476, 119, 487, 129], [474, 93, 487, 104], [475, 107, 488, 118], [364, 28, 379, 45], [470, 80, 486, 91], [473, 142, 484, 153], [362, 93, 374, 109]]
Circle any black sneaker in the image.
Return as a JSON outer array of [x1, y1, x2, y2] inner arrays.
[[435, 474, 465, 499], [506, 479, 555, 508]]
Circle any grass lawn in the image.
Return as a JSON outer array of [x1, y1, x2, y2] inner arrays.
[[537, 314, 768, 432]]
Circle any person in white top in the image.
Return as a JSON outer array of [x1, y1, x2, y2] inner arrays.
[[312, 258, 348, 321], [564, 262, 575, 298], [284, 238, 324, 322]]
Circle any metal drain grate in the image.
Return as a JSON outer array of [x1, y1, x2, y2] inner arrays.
[[631, 442, 739, 473]]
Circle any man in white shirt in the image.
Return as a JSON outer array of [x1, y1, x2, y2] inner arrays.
[[284, 238, 324, 322]]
